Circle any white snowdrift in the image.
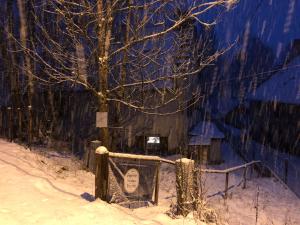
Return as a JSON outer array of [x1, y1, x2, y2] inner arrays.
[[0, 140, 198, 225], [0, 139, 299, 225]]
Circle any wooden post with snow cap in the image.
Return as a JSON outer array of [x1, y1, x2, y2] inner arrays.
[[175, 158, 196, 216], [95, 146, 109, 201]]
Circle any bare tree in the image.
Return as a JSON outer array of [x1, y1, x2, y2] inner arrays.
[[9, 0, 237, 148], [16, 0, 35, 146]]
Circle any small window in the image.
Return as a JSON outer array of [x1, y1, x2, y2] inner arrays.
[[146, 136, 168, 155], [147, 136, 160, 144], [135, 135, 168, 155]]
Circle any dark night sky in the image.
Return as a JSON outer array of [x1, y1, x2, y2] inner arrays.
[[207, 0, 300, 61]]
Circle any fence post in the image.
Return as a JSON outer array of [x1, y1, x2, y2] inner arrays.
[[243, 166, 247, 189], [175, 158, 195, 216], [154, 162, 161, 205], [7, 107, 12, 142], [95, 146, 109, 201], [257, 162, 262, 178], [284, 159, 288, 184], [225, 172, 229, 199], [28, 105, 33, 148], [17, 108, 22, 140]]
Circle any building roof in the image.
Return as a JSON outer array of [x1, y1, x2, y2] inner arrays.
[[188, 121, 224, 146], [249, 56, 300, 105]]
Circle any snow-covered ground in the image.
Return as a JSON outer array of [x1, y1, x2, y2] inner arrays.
[[220, 122, 300, 197], [0, 139, 299, 225], [0, 139, 198, 225], [204, 143, 300, 225]]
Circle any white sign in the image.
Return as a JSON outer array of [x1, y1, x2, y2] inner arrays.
[[96, 112, 108, 128], [124, 168, 139, 193]]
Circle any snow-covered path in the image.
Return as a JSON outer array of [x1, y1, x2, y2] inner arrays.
[[0, 140, 137, 225], [0, 139, 198, 225], [1, 139, 299, 225]]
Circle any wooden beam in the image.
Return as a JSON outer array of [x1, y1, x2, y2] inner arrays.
[[108, 152, 175, 165]]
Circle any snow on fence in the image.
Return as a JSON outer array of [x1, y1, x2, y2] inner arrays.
[[221, 123, 300, 198], [200, 160, 262, 199], [94, 146, 264, 215], [94, 146, 175, 208]]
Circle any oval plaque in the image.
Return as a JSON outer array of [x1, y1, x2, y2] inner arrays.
[[124, 168, 139, 193]]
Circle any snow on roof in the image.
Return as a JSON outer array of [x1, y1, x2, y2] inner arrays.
[[188, 135, 211, 146], [249, 57, 300, 105], [189, 121, 225, 139]]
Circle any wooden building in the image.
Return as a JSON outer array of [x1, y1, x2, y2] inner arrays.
[[188, 121, 224, 164]]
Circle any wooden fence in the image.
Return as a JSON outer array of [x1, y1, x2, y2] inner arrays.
[[94, 145, 266, 214], [200, 160, 262, 199], [94, 147, 175, 206]]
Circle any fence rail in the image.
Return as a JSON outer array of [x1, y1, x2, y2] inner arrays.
[[200, 160, 262, 199], [108, 152, 175, 165], [200, 160, 261, 174], [108, 153, 263, 200], [94, 146, 274, 215]]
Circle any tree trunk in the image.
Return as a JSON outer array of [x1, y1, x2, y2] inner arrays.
[[17, 0, 34, 147], [97, 0, 113, 148], [4, 1, 22, 141]]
